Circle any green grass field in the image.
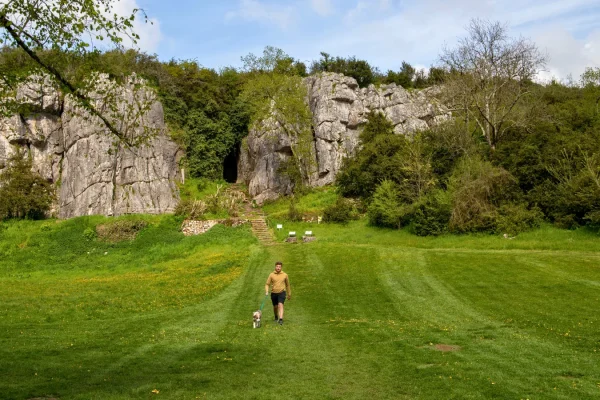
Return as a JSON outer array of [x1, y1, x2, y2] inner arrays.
[[1, 216, 600, 399]]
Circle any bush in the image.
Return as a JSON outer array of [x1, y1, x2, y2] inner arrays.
[[174, 199, 207, 220], [367, 180, 406, 228], [0, 153, 55, 220], [96, 219, 149, 242], [495, 203, 543, 235], [448, 158, 520, 233], [411, 190, 451, 236], [204, 185, 245, 216], [83, 227, 97, 241], [322, 197, 355, 224], [584, 209, 600, 228]]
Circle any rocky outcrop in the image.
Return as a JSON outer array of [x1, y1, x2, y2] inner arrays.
[[239, 72, 449, 203], [0, 74, 181, 218]]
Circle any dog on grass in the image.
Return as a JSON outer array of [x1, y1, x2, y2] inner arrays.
[[253, 310, 262, 328]]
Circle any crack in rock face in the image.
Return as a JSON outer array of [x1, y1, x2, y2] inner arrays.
[[239, 72, 449, 204]]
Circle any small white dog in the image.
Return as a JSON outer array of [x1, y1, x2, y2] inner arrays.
[[253, 310, 262, 328]]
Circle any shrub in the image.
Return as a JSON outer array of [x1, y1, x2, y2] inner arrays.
[[174, 199, 207, 220], [584, 209, 600, 228], [411, 190, 451, 236], [96, 219, 149, 242], [448, 158, 520, 233], [204, 185, 245, 216], [322, 197, 354, 224], [495, 203, 543, 235], [554, 214, 579, 230], [0, 152, 55, 220], [367, 180, 406, 228], [83, 227, 97, 241]]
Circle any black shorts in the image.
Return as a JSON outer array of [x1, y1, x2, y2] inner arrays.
[[271, 291, 286, 306]]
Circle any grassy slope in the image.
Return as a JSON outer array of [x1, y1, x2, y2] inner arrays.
[[1, 216, 600, 399]]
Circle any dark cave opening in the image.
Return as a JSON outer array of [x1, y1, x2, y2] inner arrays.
[[223, 146, 239, 183]]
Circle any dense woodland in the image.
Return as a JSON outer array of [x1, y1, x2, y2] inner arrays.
[[1, 34, 600, 235]]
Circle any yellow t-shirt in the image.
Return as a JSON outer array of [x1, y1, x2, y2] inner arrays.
[[266, 271, 291, 295]]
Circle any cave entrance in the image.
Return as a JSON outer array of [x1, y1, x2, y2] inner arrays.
[[223, 145, 239, 183]]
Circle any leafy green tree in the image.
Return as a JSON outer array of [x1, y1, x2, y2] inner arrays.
[[0, 152, 55, 220], [337, 111, 435, 203], [310, 53, 378, 87], [581, 67, 600, 115], [337, 112, 405, 198], [385, 61, 415, 88]]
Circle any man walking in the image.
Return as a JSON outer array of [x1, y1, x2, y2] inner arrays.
[[265, 261, 291, 325]]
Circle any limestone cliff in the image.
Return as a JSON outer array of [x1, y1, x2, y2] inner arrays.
[[0, 75, 180, 218], [238, 72, 449, 204]]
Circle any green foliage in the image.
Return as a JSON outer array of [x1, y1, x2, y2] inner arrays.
[[367, 180, 406, 228], [310, 52, 378, 87], [241, 47, 314, 191], [423, 120, 482, 184], [82, 227, 97, 241], [448, 157, 521, 233], [0, 153, 55, 220], [338, 112, 436, 204], [322, 197, 355, 224], [384, 61, 415, 88], [411, 190, 451, 236], [158, 61, 249, 180], [337, 112, 404, 198], [495, 203, 543, 235]]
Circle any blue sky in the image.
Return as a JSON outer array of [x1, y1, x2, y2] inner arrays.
[[125, 0, 600, 81]]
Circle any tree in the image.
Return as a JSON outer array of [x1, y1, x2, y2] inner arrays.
[[581, 67, 600, 115], [439, 19, 547, 150], [385, 61, 415, 88], [240, 46, 314, 187], [310, 52, 378, 87], [0, 0, 149, 145]]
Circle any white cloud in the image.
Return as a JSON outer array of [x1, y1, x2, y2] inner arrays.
[[534, 26, 600, 82], [311, 0, 334, 16], [98, 0, 163, 53], [226, 0, 295, 30], [508, 0, 599, 28], [297, 0, 600, 80]]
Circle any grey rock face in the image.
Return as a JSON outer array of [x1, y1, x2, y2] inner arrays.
[[240, 72, 449, 203], [238, 119, 296, 205], [0, 74, 180, 218]]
